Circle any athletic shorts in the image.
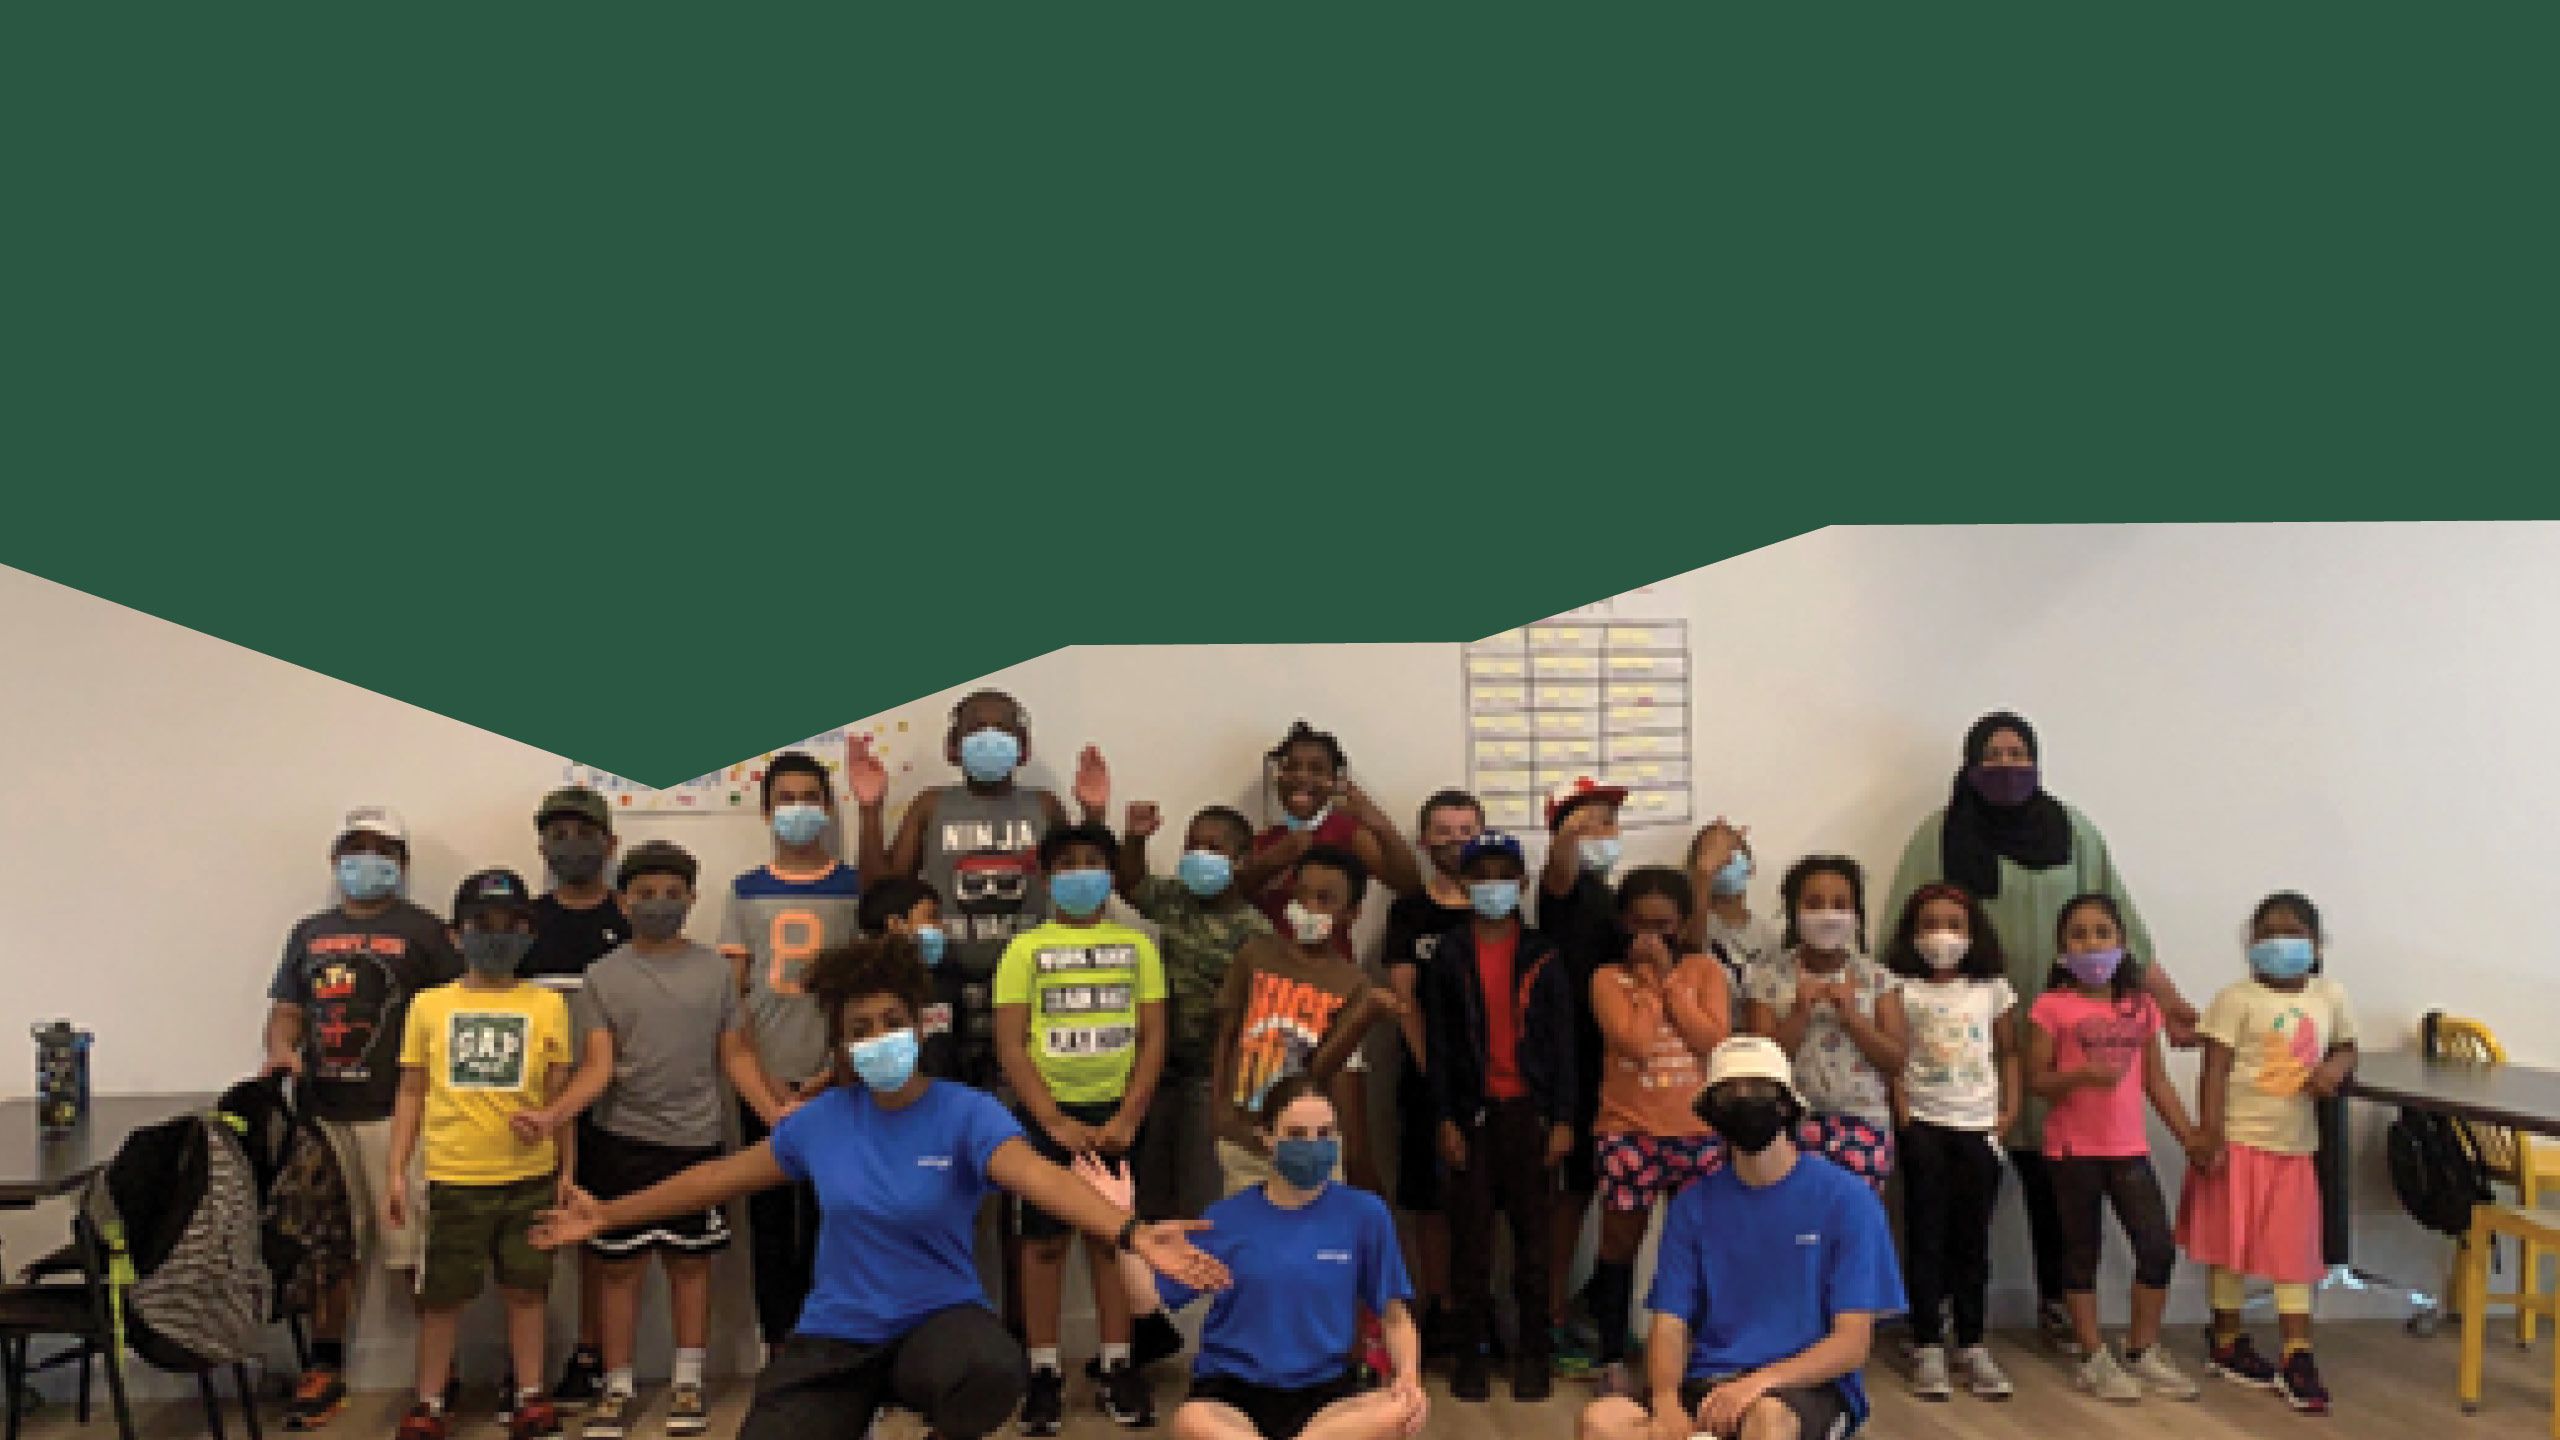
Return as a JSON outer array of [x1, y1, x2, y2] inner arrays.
[[1595, 1131, 1725, 1212], [319, 1116, 425, 1271], [578, 1121, 730, 1258], [1677, 1377, 1854, 1440], [1186, 1370, 1362, 1440], [1014, 1100, 1125, 1240], [419, 1175, 553, 1307], [1799, 1112, 1895, 1194]]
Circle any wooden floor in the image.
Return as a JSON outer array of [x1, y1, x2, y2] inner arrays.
[[13, 1324, 2551, 1439]]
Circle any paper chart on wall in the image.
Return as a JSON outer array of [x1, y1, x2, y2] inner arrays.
[[560, 728, 855, 816], [1463, 614, 1692, 833]]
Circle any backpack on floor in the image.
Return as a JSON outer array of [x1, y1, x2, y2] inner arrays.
[[217, 1075, 358, 1321], [80, 1106, 272, 1371], [2386, 1012, 2494, 1239]]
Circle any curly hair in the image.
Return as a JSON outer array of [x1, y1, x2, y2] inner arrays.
[[808, 935, 934, 1054]]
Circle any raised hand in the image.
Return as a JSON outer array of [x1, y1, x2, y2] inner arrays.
[[1073, 745, 1112, 815], [1125, 801, 1163, 841], [846, 736, 889, 809], [1689, 817, 1745, 877]]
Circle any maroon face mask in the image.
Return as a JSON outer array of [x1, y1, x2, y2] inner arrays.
[[1967, 763, 2039, 808]]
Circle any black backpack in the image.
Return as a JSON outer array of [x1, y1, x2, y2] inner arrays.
[[217, 1075, 358, 1322], [81, 1107, 270, 1371], [2386, 1012, 2494, 1238]]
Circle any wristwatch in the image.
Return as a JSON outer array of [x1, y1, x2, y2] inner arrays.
[[1115, 1215, 1142, 1251]]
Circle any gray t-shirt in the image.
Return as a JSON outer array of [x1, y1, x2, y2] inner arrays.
[[571, 940, 742, 1149], [918, 784, 1051, 979], [718, 862, 863, 1087], [265, 901, 464, 1124]]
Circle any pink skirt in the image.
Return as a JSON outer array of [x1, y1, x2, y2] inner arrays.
[[2176, 1142, 2323, 1285]]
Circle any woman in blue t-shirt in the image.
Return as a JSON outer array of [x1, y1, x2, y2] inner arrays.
[[532, 935, 1230, 1440], [1086, 1074, 1426, 1440]]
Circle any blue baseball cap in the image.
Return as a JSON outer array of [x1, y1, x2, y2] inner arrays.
[[1459, 831, 1525, 869]]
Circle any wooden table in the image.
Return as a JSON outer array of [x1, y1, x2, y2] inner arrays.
[[2345, 1051, 2560, 1138], [0, 1093, 214, 1207]]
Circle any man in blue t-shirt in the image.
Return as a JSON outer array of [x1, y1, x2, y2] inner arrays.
[[1577, 1037, 1904, 1440]]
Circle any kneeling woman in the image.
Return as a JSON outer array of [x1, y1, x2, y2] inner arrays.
[[1084, 1076, 1426, 1440], [532, 936, 1228, 1440]]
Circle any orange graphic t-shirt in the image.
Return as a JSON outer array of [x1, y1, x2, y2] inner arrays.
[[1211, 936, 1382, 1146]]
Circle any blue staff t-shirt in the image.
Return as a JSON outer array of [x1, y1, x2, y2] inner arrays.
[[1644, 1153, 1905, 1425], [1160, 1182, 1412, 1389], [767, 1081, 1023, 1344]]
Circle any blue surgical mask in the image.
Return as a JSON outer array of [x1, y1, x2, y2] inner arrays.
[[2248, 936, 2316, 981], [1272, 1136, 1339, 1189], [336, 852, 402, 902], [847, 1028, 920, 1091], [1710, 853, 1753, 898], [958, 727, 1021, 783], [1050, 867, 1112, 918], [771, 803, 828, 846], [1177, 849, 1234, 898], [912, 924, 948, 968], [1469, 879, 1521, 920], [1284, 804, 1332, 834], [1578, 837, 1622, 874], [460, 930, 533, 977]]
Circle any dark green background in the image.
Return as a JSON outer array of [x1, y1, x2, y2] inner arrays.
[[7, 4, 2551, 785]]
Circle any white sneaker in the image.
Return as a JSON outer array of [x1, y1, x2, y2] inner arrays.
[[2076, 1348, 2142, 1404], [2124, 1344, 2200, 1400], [1957, 1345, 2014, 1400], [1909, 1345, 1952, 1401]]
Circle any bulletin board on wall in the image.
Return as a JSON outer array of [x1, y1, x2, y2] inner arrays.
[[1462, 618, 1692, 832], [559, 715, 931, 815]]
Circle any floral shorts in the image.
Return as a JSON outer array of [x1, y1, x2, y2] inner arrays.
[[1596, 1131, 1726, 1211], [1799, 1112, 1895, 1193]]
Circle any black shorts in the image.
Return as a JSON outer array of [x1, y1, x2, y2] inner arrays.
[[1394, 1058, 1441, 1211], [1013, 1100, 1124, 1241], [1185, 1370, 1362, 1440], [1676, 1378, 1853, 1440], [578, 1121, 730, 1258]]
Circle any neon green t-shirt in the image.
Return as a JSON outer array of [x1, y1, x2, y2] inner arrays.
[[993, 919, 1167, 1105]]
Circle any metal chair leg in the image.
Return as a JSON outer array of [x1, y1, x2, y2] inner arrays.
[[236, 1363, 264, 1440], [200, 1370, 230, 1440], [76, 1341, 92, 1423], [5, 1335, 27, 1440]]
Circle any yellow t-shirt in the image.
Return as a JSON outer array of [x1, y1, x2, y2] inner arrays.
[[2201, 975, 2358, 1155], [992, 919, 1167, 1106], [400, 981, 574, 1185]]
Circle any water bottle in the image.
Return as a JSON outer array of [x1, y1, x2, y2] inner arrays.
[[32, 1020, 92, 1135]]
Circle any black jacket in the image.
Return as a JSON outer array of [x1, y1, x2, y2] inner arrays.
[[1422, 919, 1578, 1127]]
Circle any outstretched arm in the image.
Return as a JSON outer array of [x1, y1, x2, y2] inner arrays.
[[535, 1144, 790, 1249]]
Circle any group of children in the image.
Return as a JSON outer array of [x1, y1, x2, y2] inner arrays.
[[254, 692, 2359, 1440]]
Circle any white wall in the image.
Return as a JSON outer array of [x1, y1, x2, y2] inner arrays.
[[7, 522, 2556, 1373]]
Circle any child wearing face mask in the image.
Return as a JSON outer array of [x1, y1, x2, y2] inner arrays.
[[994, 822, 1169, 1435], [1685, 817, 1777, 1001], [1381, 789, 1486, 1358], [520, 842, 779, 1439], [2028, 892, 2211, 1406], [1584, 867, 1730, 1395], [524, 786, 630, 992], [1237, 720, 1424, 940], [388, 870, 574, 1440], [1880, 884, 2018, 1402], [2177, 892, 2357, 1416], [1742, 855, 1908, 1194], [262, 806, 463, 1433], [1208, 844, 1395, 1197], [1533, 777, 1629, 1376], [1113, 801, 1276, 1220]]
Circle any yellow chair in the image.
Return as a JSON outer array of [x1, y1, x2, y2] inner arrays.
[[2436, 1016, 2560, 1341], [2460, 1204, 2560, 1435]]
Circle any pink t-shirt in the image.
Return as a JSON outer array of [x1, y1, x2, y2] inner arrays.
[[2031, 988, 2162, 1160]]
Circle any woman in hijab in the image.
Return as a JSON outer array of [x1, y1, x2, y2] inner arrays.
[[1882, 710, 2198, 1346]]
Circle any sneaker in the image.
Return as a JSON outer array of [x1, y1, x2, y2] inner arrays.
[[285, 1368, 349, 1431], [1018, 1368, 1065, 1437], [2276, 1349, 2331, 1416], [1548, 1325, 1594, 1379], [2039, 1301, 2083, 1357], [2207, 1332, 2279, 1389], [1098, 1360, 1156, 1428], [507, 1400, 562, 1440], [2126, 1344, 2200, 1400], [1909, 1345, 1952, 1401], [396, 1405, 451, 1440], [1452, 1352, 1492, 1404], [550, 1351, 604, 1411], [580, 1390, 633, 1440], [495, 1383, 517, 1429], [2076, 1348, 2142, 1404], [1957, 1346, 2014, 1401], [1086, 1315, 1188, 1381], [664, 1383, 709, 1437], [1512, 1355, 1553, 1403]]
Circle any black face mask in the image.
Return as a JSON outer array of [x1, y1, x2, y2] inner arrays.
[[1701, 1091, 1798, 1156], [545, 834, 608, 886]]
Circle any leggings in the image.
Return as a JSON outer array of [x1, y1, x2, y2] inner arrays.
[[2008, 1149, 2069, 1303], [1898, 1122, 2003, 1347], [2050, 1155, 2176, 1292]]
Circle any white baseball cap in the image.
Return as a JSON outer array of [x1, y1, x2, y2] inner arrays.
[[1702, 1036, 1803, 1104], [339, 805, 408, 846]]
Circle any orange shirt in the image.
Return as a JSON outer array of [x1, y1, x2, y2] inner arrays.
[[1590, 955, 1730, 1136]]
